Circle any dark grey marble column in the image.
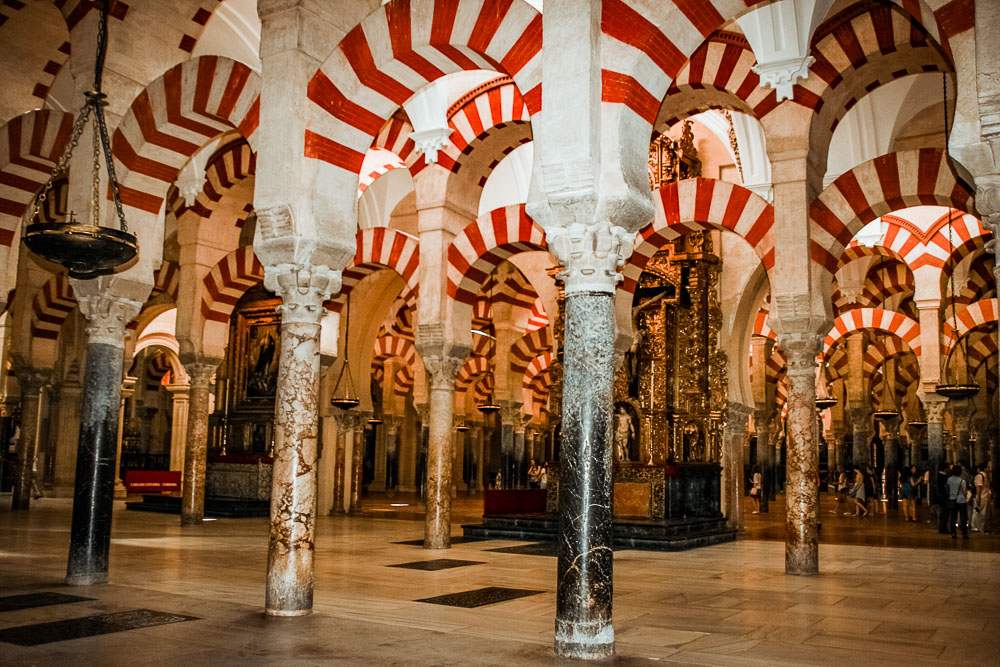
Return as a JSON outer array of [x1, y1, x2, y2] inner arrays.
[[11, 369, 49, 510], [850, 407, 871, 469], [66, 293, 142, 585], [499, 404, 517, 489], [331, 414, 347, 514], [548, 223, 630, 659], [923, 396, 947, 510], [884, 420, 900, 511]]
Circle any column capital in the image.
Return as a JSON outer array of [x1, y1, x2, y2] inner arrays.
[[422, 354, 464, 390], [384, 414, 402, 435], [264, 265, 340, 325], [76, 293, 143, 348], [181, 358, 220, 386], [547, 223, 633, 294], [919, 393, 948, 424], [14, 367, 51, 393], [499, 402, 524, 427]]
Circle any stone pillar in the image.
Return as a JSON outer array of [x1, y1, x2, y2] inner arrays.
[[66, 292, 143, 586], [180, 361, 218, 526], [370, 420, 387, 493], [11, 369, 49, 510], [974, 420, 989, 470], [166, 383, 190, 472], [330, 413, 348, 514], [547, 223, 631, 659], [753, 410, 772, 513], [513, 417, 528, 489], [849, 407, 871, 469], [498, 403, 519, 489], [349, 413, 366, 512], [884, 419, 901, 511], [264, 267, 337, 617], [778, 333, 822, 576], [723, 403, 752, 530], [41, 384, 59, 488], [114, 378, 135, 499], [922, 395, 948, 510], [53, 381, 82, 496], [829, 425, 843, 481], [384, 416, 401, 495], [416, 405, 429, 499], [421, 354, 463, 549], [951, 401, 972, 466], [475, 423, 485, 492]]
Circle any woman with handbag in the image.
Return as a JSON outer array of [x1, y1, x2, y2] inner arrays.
[[750, 465, 762, 514], [849, 468, 868, 517]]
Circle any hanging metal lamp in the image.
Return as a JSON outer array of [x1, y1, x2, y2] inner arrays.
[[367, 416, 383, 425], [934, 73, 979, 401], [908, 420, 927, 428], [815, 396, 837, 411], [330, 295, 360, 410], [456, 423, 471, 432], [476, 275, 501, 414], [23, 0, 137, 278]]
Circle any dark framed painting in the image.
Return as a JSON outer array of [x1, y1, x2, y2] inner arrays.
[[234, 301, 281, 407]]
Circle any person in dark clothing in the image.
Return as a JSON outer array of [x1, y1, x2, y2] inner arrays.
[[936, 461, 951, 534], [945, 465, 970, 539]]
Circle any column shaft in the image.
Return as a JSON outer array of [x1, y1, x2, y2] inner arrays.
[[180, 365, 215, 525], [555, 291, 615, 658], [781, 335, 821, 576], [423, 356, 460, 549], [11, 376, 45, 510], [349, 419, 363, 512], [265, 273, 330, 616], [332, 418, 347, 514]]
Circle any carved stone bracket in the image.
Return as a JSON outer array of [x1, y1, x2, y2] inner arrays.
[[777, 332, 822, 385], [422, 355, 464, 390], [267, 265, 340, 326], [921, 395, 948, 425], [547, 222, 634, 294]]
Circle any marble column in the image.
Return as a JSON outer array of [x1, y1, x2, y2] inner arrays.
[[41, 384, 58, 488], [849, 407, 871, 469], [11, 369, 50, 510], [166, 383, 190, 472], [416, 405, 429, 499], [884, 419, 901, 511], [66, 293, 143, 585], [452, 417, 468, 493], [498, 403, 519, 489], [723, 404, 752, 530], [549, 223, 630, 659], [384, 416, 401, 495], [779, 334, 822, 575], [923, 396, 947, 509], [421, 355, 463, 549], [974, 420, 989, 470], [53, 381, 82, 496], [475, 423, 485, 492], [331, 413, 348, 514], [951, 401, 972, 466], [513, 419, 527, 488], [265, 267, 337, 617], [349, 413, 365, 512], [753, 410, 771, 513], [180, 361, 218, 526]]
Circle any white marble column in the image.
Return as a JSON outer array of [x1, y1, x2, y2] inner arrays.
[[166, 382, 191, 473], [723, 403, 752, 530], [778, 333, 823, 575], [421, 354, 463, 549], [348, 413, 366, 512], [264, 266, 338, 617]]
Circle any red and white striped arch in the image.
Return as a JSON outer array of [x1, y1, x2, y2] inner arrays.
[[456, 355, 490, 392], [304, 0, 541, 196], [525, 297, 548, 333], [449, 77, 531, 153], [357, 149, 406, 196], [824, 308, 921, 356], [447, 204, 547, 305], [30, 271, 76, 340], [0, 110, 74, 247], [879, 211, 989, 271], [510, 327, 552, 375], [810, 149, 976, 273], [948, 298, 998, 341], [656, 31, 778, 132], [112, 56, 260, 217], [151, 261, 179, 302], [371, 335, 417, 397], [752, 306, 776, 340], [623, 178, 774, 293], [328, 227, 419, 313], [954, 260, 996, 307], [200, 246, 264, 338]]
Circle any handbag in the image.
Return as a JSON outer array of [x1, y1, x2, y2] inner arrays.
[[750, 488, 758, 497]]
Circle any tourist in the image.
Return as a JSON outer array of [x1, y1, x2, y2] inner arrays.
[[832, 469, 848, 514], [849, 468, 867, 517], [945, 465, 970, 539], [971, 465, 993, 533], [935, 461, 951, 533], [864, 466, 880, 515], [527, 459, 542, 489], [750, 465, 761, 514], [539, 464, 548, 490], [899, 468, 917, 522]]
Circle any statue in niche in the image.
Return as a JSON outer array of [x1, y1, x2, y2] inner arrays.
[[614, 402, 639, 462], [683, 421, 705, 461]]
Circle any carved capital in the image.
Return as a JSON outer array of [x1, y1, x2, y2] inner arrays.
[[14, 368, 51, 394], [423, 355, 464, 390], [921, 395, 948, 424], [267, 265, 339, 326], [409, 126, 453, 164], [777, 332, 822, 382], [77, 293, 143, 348], [547, 223, 634, 294], [384, 414, 402, 435], [183, 361, 218, 388], [499, 402, 523, 426], [752, 55, 815, 101]]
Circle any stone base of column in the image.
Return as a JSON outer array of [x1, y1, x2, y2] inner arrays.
[[555, 620, 614, 659], [66, 571, 109, 586]]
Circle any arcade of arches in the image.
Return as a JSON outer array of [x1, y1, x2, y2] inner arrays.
[[1, 0, 999, 663]]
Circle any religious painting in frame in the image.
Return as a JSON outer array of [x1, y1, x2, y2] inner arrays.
[[233, 300, 282, 407]]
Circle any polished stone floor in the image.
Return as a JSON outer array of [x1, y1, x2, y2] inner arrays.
[[2, 495, 999, 665]]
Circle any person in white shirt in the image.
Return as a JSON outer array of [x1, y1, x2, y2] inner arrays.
[[945, 465, 969, 539]]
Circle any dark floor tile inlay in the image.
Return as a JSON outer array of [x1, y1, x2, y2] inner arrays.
[[0, 609, 198, 646], [485, 542, 558, 557], [393, 536, 473, 546], [389, 559, 485, 571], [0, 592, 95, 613], [416, 586, 543, 608]]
